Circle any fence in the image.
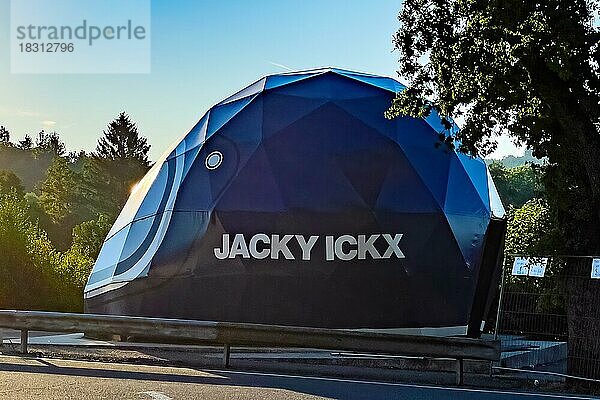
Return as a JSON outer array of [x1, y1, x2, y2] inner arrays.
[[494, 254, 600, 382]]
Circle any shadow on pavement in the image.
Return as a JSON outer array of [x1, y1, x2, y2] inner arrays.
[[0, 357, 516, 400], [0, 358, 417, 400]]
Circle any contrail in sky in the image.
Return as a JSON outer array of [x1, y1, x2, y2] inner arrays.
[[268, 61, 294, 71]]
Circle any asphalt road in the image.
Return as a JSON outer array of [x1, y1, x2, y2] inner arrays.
[[0, 355, 597, 400]]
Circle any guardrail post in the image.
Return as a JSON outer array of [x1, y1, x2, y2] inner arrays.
[[20, 329, 28, 354], [493, 255, 507, 342], [455, 358, 464, 386], [223, 344, 230, 368]]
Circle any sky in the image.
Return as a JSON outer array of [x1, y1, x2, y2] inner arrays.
[[0, 0, 523, 161]]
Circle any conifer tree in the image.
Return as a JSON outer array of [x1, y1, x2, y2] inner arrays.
[[36, 130, 66, 156], [17, 134, 33, 150], [0, 126, 10, 145], [39, 157, 76, 223], [95, 112, 150, 164]]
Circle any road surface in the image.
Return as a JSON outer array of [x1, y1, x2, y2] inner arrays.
[[0, 355, 596, 399]]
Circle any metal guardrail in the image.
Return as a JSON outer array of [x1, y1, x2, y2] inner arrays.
[[0, 310, 500, 385]]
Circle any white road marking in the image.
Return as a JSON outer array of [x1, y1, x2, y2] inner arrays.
[[138, 391, 173, 400], [204, 368, 600, 400]]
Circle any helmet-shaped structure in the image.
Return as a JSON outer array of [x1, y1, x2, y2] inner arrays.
[[85, 68, 506, 337]]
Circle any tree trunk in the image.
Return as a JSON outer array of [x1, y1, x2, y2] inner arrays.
[[524, 57, 600, 378], [565, 259, 600, 379]]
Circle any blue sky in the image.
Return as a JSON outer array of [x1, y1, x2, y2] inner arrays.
[[0, 0, 521, 160]]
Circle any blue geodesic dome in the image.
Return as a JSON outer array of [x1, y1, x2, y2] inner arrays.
[[85, 68, 505, 336]]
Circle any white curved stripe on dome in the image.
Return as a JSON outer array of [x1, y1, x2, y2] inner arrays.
[[85, 140, 188, 294], [107, 135, 191, 239], [84, 281, 128, 299], [487, 168, 506, 218], [107, 159, 163, 239]]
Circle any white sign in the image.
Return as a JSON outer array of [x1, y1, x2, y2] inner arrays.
[[591, 258, 600, 279], [528, 258, 548, 277], [511, 257, 548, 277], [213, 233, 405, 261], [512, 257, 529, 276]]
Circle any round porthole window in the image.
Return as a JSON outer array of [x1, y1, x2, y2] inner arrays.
[[205, 151, 223, 170]]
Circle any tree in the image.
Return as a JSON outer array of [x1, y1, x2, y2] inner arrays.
[[70, 214, 111, 260], [505, 198, 556, 255], [91, 113, 150, 214], [489, 163, 544, 208], [77, 155, 134, 220], [39, 157, 77, 224], [17, 135, 33, 150], [0, 126, 10, 145], [0, 170, 25, 197], [59, 214, 112, 295], [388, 0, 599, 377], [388, 0, 599, 250], [35, 130, 66, 157], [0, 190, 62, 310], [95, 112, 150, 164]]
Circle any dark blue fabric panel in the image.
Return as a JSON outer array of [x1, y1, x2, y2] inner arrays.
[[261, 135, 373, 211], [393, 117, 452, 208], [374, 147, 443, 213], [334, 94, 396, 138], [258, 102, 428, 212], [265, 73, 319, 89], [335, 96, 451, 209], [457, 153, 491, 211], [149, 211, 211, 278], [445, 213, 490, 272], [206, 95, 255, 139], [445, 155, 489, 216], [269, 72, 382, 100], [173, 154, 212, 210], [215, 95, 264, 151], [216, 145, 287, 212], [424, 108, 459, 136], [336, 71, 405, 93], [335, 141, 398, 209], [180, 145, 202, 181], [174, 133, 241, 212], [261, 93, 329, 139]]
